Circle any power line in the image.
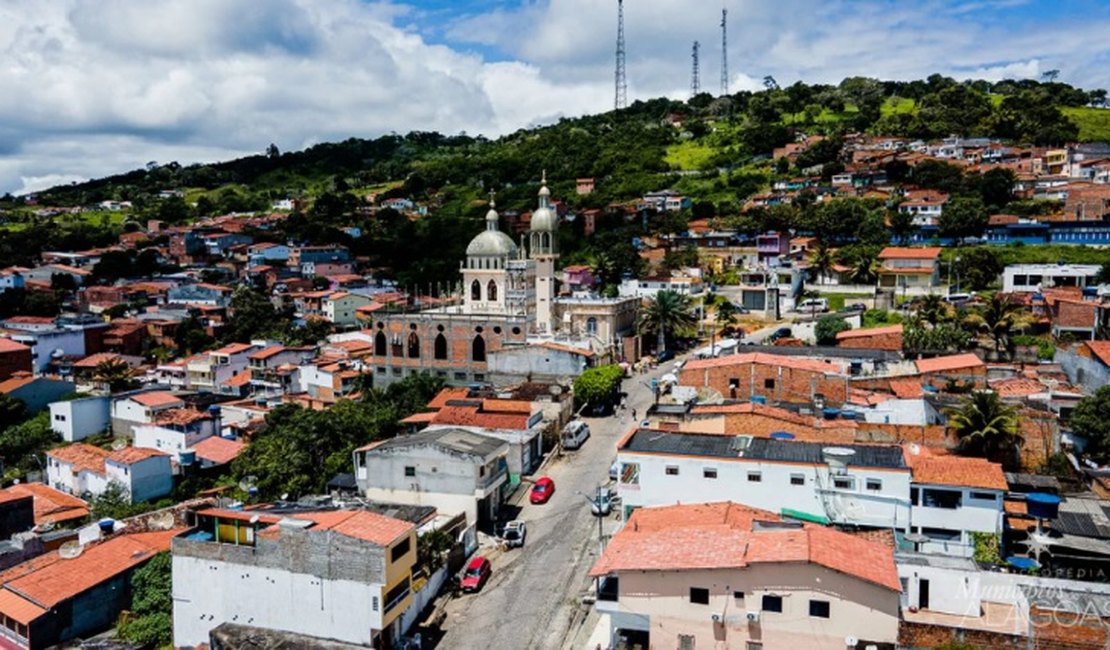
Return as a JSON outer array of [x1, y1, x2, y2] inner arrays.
[[614, 0, 628, 110], [719, 6, 728, 95], [691, 41, 700, 98]]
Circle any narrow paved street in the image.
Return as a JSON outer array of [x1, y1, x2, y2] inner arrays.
[[437, 362, 670, 650]]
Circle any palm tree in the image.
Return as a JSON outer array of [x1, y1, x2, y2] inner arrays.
[[948, 390, 1023, 468], [849, 251, 878, 285], [638, 290, 696, 356], [810, 241, 833, 285], [917, 294, 950, 326], [93, 358, 137, 392], [715, 300, 740, 332], [964, 293, 1030, 359]]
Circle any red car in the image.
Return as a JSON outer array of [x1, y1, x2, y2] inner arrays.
[[460, 556, 491, 593], [530, 476, 555, 504]]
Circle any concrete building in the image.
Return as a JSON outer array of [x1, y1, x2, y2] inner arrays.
[[323, 291, 371, 327], [678, 352, 852, 406], [0, 374, 75, 414], [552, 295, 639, 359], [110, 390, 186, 436], [0, 483, 89, 529], [186, 342, 257, 392], [132, 408, 218, 461], [172, 506, 420, 649], [0, 339, 32, 382], [877, 247, 941, 290], [354, 428, 509, 529], [0, 529, 178, 650], [48, 395, 110, 442], [486, 342, 595, 384], [6, 327, 88, 374], [529, 173, 559, 333], [614, 430, 1004, 557], [1003, 263, 1102, 293], [590, 502, 901, 650], [45, 443, 172, 503]]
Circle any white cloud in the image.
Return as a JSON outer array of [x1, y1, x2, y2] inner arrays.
[[0, 0, 1108, 195]]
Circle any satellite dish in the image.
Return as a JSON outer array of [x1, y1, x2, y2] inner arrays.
[[696, 386, 725, 404], [548, 385, 563, 396], [37, 519, 55, 533], [149, 512, 175, 531], [111, 440, 127, 451], [59, 541, 84, 559]]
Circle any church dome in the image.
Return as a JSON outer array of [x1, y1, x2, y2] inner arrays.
[[467, 201, 518, 257], [529, 173, 558, 232]]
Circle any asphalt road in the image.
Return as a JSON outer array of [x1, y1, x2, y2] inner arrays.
[[437, 364, 669, 650]]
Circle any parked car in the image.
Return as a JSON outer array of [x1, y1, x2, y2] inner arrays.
[[561, 420, 591, 450], [530, 476, 556, 504], [590, 488, 613, 517], [609, 459, 620, 481], [461, 556, 492, 593], [655, 349, 675, 363], [768, 327, 793, 342], [847, 303, 867, 312], [796, 298, 829, 313], [502, 521, 526, 548]]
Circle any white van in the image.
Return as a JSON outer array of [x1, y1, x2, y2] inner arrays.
[[797, 298, 829, 312], [943, 292, 973, 304], [561, 420, 591, 450]]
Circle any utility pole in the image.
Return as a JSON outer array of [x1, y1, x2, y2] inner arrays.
[[614, 0, 628, 110], [690, 41, 700, 98], [720, 7, 729, 96]]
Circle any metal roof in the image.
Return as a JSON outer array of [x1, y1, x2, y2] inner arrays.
[[369, 427, 507, 459], [623, 430, 749, 458], [744, 438, 908, 469]]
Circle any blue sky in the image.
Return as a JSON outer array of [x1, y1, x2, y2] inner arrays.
[[0, 0, 1108, 195]]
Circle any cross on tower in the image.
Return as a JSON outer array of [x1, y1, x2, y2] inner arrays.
[[488, 188, 496, 207]]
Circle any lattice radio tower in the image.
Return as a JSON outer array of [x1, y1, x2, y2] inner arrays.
[[720, 7, 729, 96], [614, 0, 628, 110], [691, 41, 700, 98]]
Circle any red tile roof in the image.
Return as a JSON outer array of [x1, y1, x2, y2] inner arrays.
[[589, 502, 899, 591], [107, 447, 169, 466], [427, 387, 471, 410], [279, 510, 414, 546], [682, 352, 846, 375], [535, 341, 596, 357], [249, 345, 287, 360], [1086, 341, 1110, 367], [154, 408, 211, 426], [0, 483, 88, 526], [190, 436, 245, 466], [73, 352, 123, 369], [0, 529, 181, 617], [46, 444, 110, 475], [888, 379, 924, 399], [914, 353, 984, 374], [0, 375, 37, 394], [128, 391, 184, 408], [878, 247, 942, 260], [212, 342, 254, 356], [903, 446, 1007, 490], [0, 338, 30, 354], [430, 405, 530, 430], [990, 377, 1046, 398]]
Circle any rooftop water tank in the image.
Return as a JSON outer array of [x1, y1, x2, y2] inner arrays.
[[770, 432, 795, 441], [179, 450, 196, 466], [1025, 493, 1061, 520], [751, 395, 767, 405]]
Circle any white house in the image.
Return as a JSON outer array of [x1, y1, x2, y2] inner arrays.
[[48, 395, 110, 442], [618, 274, 704, 299], [185, 342, 257, 392], [322, 291, 371, 327], [1002, 263, 1102, 293], [615, 431, 1004, 557], [110, 390, 186, 436], [132, 408, 218, 461], [45, 443, 172, 503]]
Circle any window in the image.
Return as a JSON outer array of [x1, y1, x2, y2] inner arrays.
[[809, 600, 830, 618], [54, 414, 66, 422], [404, 466, 415, 477], [678, 634, 696, 650], [434, 334, 448, 360], [832, 476, 854, 490], [790, 474, 805, 486], [922, 488, 962, 509], [407, 332, 420, 358], [689, 587, 710, 604], [471, 335, 486, 362], [703, 468, 718, 479], [390, 536, 411, 562], [764, 378, 775, 389], [487, 279, 498, 302], [910, 487, 919, 506], [921, 527, 961, 542], [372, 596, 379, 612], [970, 491, 997, 501], [383, 576, 411, 613], [471, 279, 481, 301], [748, 471, 761, 482], [392, 367, 402, 376], [374, 331, 387, 356], [665, 466, 679, 476], [733, 591, 744, 601], [586, 317, 598, 335], [474, 374, 485, 381], [746, 643, 763, 650], [1013, 274, 1028, 286], [866, 478, 882, 491], [454, 372, 467, 381], [762, 595, 783, 612]]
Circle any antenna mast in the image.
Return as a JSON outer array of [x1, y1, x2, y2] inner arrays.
[[691, 41, 700, 98], [615, 0, 628, 110], [720, 7, 729, 96]]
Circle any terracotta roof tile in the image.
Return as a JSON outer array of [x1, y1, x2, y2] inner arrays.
[[903, 446, 1007, 490], [990, 377, 1045, 398], [107, 447, 169, 465], [888, 379, 924, 399], [190, 437, 245, 466], [915, 353, 984, 374], [154, 408, 212, 426], [212, 343, 254, 356], [535, 341, 596, 357], [128, 391, 184, 408], [73, 352, 123, 369], [682, 352, 846, 375], [46, 443, 109, 475], [836, 324, 903, 340], [0, 338, 30, 353], [430, 405, 529, 430], [0, 483, 88, 526], [1085, 341, 1110, 367], [878, 247, 941, 260]]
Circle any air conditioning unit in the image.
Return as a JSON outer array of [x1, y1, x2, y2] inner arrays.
[[845, 635, 859, 648], [746, 611, 760, 622]]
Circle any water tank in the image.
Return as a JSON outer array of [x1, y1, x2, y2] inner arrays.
[[179, 450, 196, 466], [823, 407, 841, 420], [822, 447, 856, 474], [97, 518, 116, 534], [1025, 493, 1061, 520], [208, 404, 221, 418], [751, 396, 767, 405], [770, 432, 795, 441]]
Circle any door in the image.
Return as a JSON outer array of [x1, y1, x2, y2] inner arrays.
[[919, 578, 930, 610]]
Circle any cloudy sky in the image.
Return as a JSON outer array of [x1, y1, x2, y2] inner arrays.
[[2, 0, 1109, 195]]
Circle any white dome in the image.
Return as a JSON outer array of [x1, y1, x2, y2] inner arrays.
[[467, 229, 518, 256], [530, 206, 558, 232]]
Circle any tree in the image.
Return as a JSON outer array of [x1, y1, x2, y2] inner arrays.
[[953, 247, 1003, 292], [0, 413, 57, 481], [1071, 386, 1110, 462], [417, 529, 454, 576], [848, 250, 879, 285], [91, 250, 136, 282], [917, 84, 992, 137], [815, 316, 850, 345], [948, 391, 1022, 468], [888, 209, 915, 245], [93, 358, 138, 392], [90, 481, 136, 519], [979, 167, 1017, 209], [637, 290, 696, 354], [173, 315, 214, 354], [810, 241, 834, 284], [224, 285, 284, 343], [573, 365, 624, 410], [118, 552, 172, 647], [0, 394, 28, 429], [50, 273, 78, 293], [938, 197, 989, 242], [964, 292, 1030, 359], [715, 300, 740, 334], [917, 294, 951, 326]]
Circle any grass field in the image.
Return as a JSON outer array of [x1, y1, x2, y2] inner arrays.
[[940, 244, 1110, 268], [1062, 106, 1110, 142], [664, 140, 718, 171]]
